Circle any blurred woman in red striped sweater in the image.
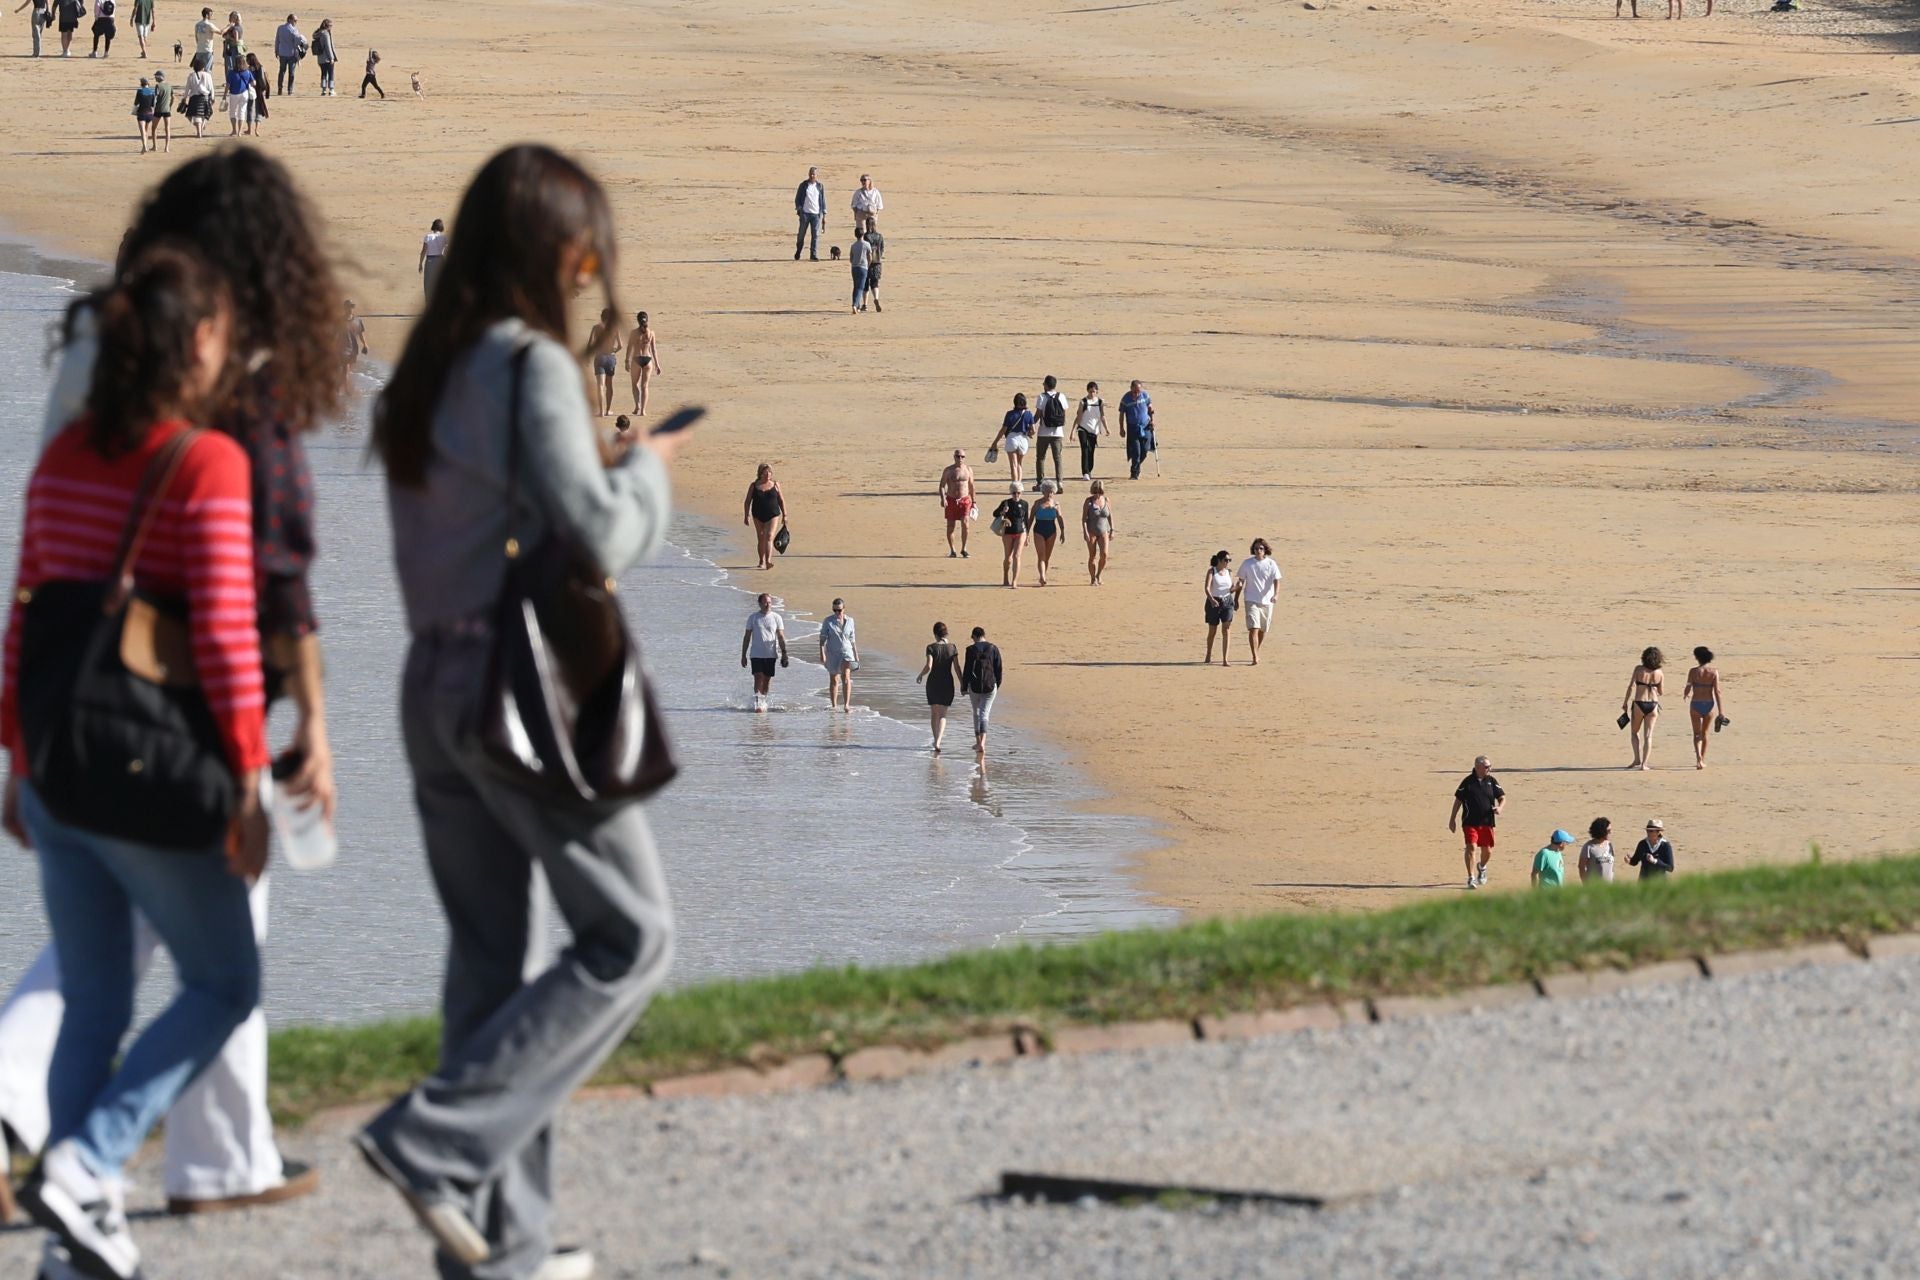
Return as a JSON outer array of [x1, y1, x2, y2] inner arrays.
[[0, 245, 269, 1280]]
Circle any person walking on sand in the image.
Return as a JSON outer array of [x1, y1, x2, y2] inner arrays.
[[133, 76, 157, 150], [989, 392, 1033, 484], [19, 0, 48, 58], [53, 0, 83, 53], [359, 146, 683, 1280], [1621, 645, 1663, 770], [1578, 816, 1616, 883], [358, 44, 381, 97], [741, 592, 789, 712], [1082, 480, 1114, 586], [1629, 819, 1675, 879], [793, 165, 825, 261], [1032, 374, 1070, 490], [863, 223, 885, 313], [244, 50, 269, 132], [150, 68, 173, 150], [418, 218, 447, 300], [1204, 549, 1237, 665], [310, 15, 333, 92], [851, 173, 883, 235], [916, 621, 961, 754], [1236, 537, 1281, 664], [129, 0, 149, 56], [272, 12, 300, 93], [1075, 380, 1106, 481], [585, 306, 621, 417], [991, 481, 1030, 589], [1448, 754, 1504, 890], [961, 626, 1002, 762], [848, 228, 873, 313], [225, 54, 254, 135], [818, 597, 858, 714], [1531, 829, 1573, 888], [939, 447, 975, 558], [192, 4, 214, 60], [89, 0, 115, 56], [743, 462, 785, 571], [626, 311, 660, 415], [1682, 645, 1726, 769], [1030, 481, 1064, 586], [183, 54, 214, 134], [1119, 379, 1155, 480]]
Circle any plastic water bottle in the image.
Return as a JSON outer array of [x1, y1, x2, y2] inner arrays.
[[258, 765, 337, 872]]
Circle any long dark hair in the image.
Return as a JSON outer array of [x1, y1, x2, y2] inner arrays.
[[376, 146, 620, 487], [85, 245, 232, 458], [109, 147, 342, 435]]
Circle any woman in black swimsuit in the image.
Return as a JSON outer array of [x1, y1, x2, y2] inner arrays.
[[1621, 645, 1664, 771], [1030, 481, 1063, 586], [915, 620, 963, 755], [743, 463, 785, 570], [991, 481, 1030, 589]]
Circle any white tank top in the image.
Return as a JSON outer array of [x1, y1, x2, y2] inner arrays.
[[1208, 568, 1234, 601]]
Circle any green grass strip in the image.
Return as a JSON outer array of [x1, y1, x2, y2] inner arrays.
[[269, 853, 1920, 1124]]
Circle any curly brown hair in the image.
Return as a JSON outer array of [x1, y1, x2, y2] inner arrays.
[[106, 147, 343, 435]]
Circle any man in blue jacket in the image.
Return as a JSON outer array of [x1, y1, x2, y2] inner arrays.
[[794, 166, 825, 262], [274, 13, 304, 94]]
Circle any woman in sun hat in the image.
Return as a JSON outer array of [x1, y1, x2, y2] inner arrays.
[[1628, 819, 1675, 879]]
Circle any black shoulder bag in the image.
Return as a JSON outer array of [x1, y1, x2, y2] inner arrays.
[[472, 346, 678, 806], [18, 429, 237, 850]]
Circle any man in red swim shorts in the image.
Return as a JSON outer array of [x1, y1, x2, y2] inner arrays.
[[1448, 753, 1505, 891], [939, 447, 976, 559]]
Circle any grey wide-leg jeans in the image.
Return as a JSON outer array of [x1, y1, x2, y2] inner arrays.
[[363, 633, 675, 1280]]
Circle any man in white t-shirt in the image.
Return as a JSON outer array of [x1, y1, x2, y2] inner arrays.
[[1032, 374, 1070, 490], [851, 173, 883, 235], [739, 592, 789, 712], [1236, 537, 1283, 664]]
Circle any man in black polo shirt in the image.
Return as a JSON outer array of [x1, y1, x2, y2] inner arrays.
[[1447, 754, 1504, 890]]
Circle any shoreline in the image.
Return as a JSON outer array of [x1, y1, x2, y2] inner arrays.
[[0, 0, 1915, 918]]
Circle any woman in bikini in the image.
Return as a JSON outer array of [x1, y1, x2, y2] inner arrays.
[[1682, 645, 1726, 769], [585, 306, 621, 417], [1082, 480, 1114, 586], [743, 462, 785, 571], [626, 310, 661, 416], [1620, 645, 1664, 771], [1029, 481, 1063, 586]]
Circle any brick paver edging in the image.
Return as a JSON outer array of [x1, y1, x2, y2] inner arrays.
[[589, 935, 1906, 1103]]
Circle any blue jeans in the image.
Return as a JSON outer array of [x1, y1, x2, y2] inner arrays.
[[852, 263, 870, 310], [1126, 428, 1154, 477], [794, 212, 822, 258], [21, 781, 259, 1179]]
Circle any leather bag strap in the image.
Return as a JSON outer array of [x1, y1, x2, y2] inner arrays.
[[104, 427, 204, 615]]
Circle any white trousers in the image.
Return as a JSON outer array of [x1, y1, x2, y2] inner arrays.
[[0, 876, 285, 1199]]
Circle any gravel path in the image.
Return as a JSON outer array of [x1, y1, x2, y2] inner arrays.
[[6, 956, 1919, 1278]]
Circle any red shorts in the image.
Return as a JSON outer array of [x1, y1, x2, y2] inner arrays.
[[1463, 825, 1495, 849], [945, 497, 973, 522]]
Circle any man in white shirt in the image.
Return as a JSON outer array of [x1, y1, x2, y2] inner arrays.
[[739, 592, 789, 712], [793, 166, 825, 262], [1032, 374, 1070, 489], [851, 173, 883, 235], [1236, 537, 1283, 664]]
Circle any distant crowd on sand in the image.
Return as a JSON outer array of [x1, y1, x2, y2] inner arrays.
[[1448, 645, 1729, 893], [14, 2, 418, 152]]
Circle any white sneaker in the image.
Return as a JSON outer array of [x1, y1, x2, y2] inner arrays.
[[534, 1246, 596, 1280], [1476, 868, 1488, 887], [1465, 876, 1477, 891], [20, 1142, 142, 1280]]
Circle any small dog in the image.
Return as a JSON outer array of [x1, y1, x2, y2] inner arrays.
[[410, 70, 424, 98], [173, 39, 183, 61], [830, 245, 842, 261]]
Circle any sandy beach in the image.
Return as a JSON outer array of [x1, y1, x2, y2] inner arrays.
[[1, 0, 1916, 918]]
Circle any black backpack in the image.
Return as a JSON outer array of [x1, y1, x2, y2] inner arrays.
[[1041, 392, 1066, 430], [965, 643, 997, 692]]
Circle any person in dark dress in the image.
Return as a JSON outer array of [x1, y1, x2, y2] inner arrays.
[[916, 621, 962, 756]]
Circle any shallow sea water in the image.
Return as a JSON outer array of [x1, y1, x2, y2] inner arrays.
[[0, 266, 1171, 1025]]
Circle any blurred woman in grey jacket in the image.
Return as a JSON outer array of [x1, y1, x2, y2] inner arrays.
[[360, 145, 689, 1280]]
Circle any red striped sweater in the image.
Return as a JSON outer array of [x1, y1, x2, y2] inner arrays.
[[2, 420, 269, 775]]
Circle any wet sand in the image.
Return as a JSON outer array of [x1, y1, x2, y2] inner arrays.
[[0, 0, 1915, 916]]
